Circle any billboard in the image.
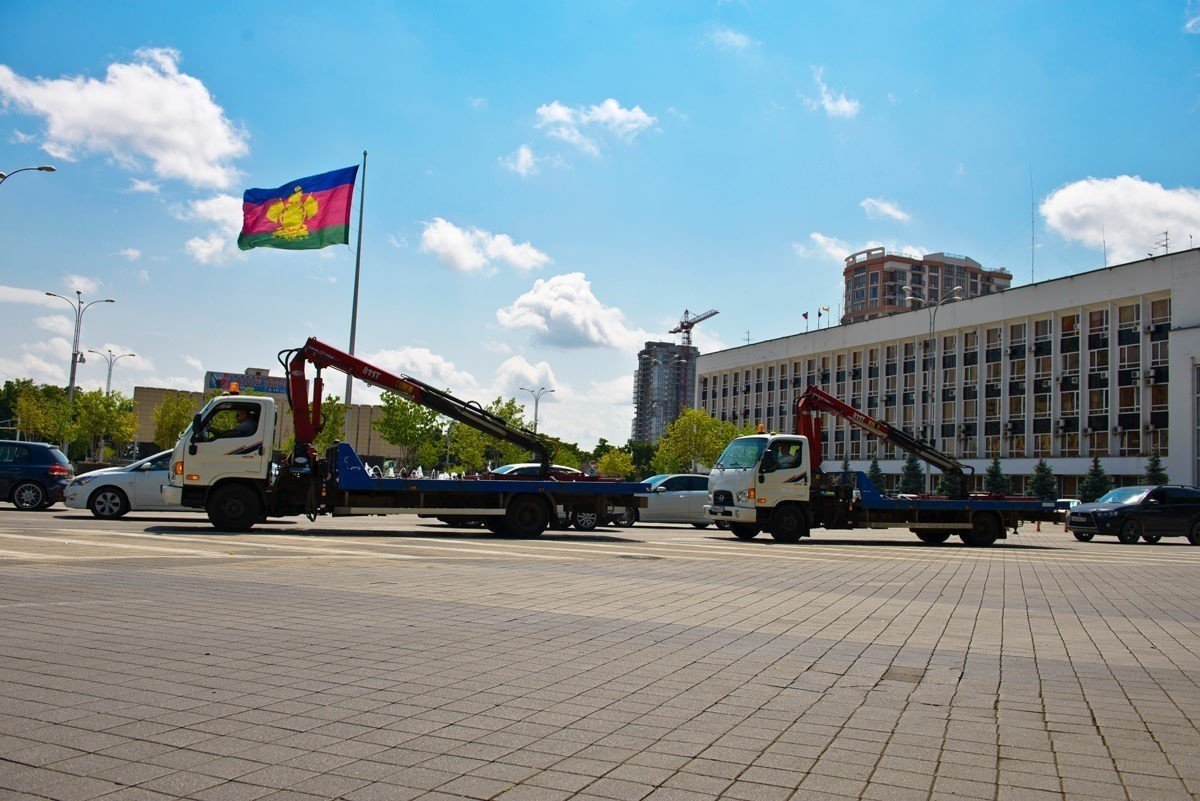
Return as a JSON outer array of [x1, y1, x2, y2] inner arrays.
[[205, 371, 288, 396]]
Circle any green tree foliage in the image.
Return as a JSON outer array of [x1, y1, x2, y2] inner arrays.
[[1029, 458, 1058, 501], [0, 379, 36, 433], [153, 391, 200, 449], [1143, 451, 1168, 485], [628, 439, 656, 479], [74, 390, 136, 459], [597, 449, 635, 479], [592, 438, 615, 461], [867, 457, 886, 492], [1079, 456, 1113, 502], [373, 391, 442, 464], [936, 471, 965, 497], [16, 384, 73, 445], [651, 408, 743, 474], [312, 395, 346, 454], [448, 397, 532, 471], [840, 456, 852, 485], [899, 453, 924, 495], [983, 456, 1011, 495]]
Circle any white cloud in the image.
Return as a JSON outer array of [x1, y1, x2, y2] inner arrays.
[[183, 355, 204, 372], [0, 346, 66, 385], [1187, 14, 1200, 33], [137, 269, 150, 282], [387, 233, 409, 249], [501, 145, 538, 178], [63, 274, 102, 294], [34, 315, 74, 336], [420, 217, 550, 273], [801, 67, 861, 119], [1040, 175, 1200, 264], [128, 178, 160, 193], [860, 197, 911, 222], [493, 355, 560, 402], [177, 193, 243, 265], [362, 346, 480, 394], [707, 28, 755, 50], [117, 247, 141, 261], [0, 48, 248, 189], [482, 340, 512, 355], [496, 272, 649, 351], [534, 98, 656, 155], [468, 96, 488, 109], [10, 129, 35, 144], [0, 285, 68, 308], [796, 234, 927, 264]]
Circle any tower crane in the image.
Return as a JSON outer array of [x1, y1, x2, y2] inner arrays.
[[670, 308, 719, 347]]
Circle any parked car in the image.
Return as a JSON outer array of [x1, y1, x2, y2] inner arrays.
[[617, 474, 712, 528], [0, 440, 74, 510], [1066, 485, 1200, 544], [430, 463, 606, 530], [64, 450, 175, 519], [489, 463, 582, 477]]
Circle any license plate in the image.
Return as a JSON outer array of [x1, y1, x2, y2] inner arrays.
[[710, 505, 726, 514]]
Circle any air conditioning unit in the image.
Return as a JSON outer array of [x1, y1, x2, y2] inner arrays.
[[1055, 420, 1066, 432], [1054, 376, 1062, 384], [1130, 369, 1140, 381], [1144, 422, 1156, 432], [1145, 373, 1156, 385], [1111, 426, 1124, 435], [957, 425, 967, 437], [1144, 324, 1155, 334]]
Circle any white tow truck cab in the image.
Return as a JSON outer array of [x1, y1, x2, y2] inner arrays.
[[704, 434, 812, 539]]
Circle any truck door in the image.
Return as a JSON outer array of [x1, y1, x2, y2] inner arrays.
[[186, 400, 270, 487], [756, 437, 810, 508]]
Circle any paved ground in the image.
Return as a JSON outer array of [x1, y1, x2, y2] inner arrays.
[[1, 510, 1199, 801]]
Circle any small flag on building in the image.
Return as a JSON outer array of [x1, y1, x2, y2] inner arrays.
[[238, 165, 359, 251]]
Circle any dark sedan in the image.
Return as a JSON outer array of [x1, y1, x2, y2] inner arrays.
[[1067, 485, 1200, 544]]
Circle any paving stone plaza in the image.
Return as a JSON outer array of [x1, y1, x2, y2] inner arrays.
[[2, 513, 1198, 800]]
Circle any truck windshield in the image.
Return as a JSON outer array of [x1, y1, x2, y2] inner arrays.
[[714, 438, 767, 469]]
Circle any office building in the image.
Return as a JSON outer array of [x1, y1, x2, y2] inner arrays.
[[632, 341, 699, 443], [842, 248, 1012, 325]]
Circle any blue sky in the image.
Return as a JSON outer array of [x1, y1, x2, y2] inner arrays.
[[2, 1, 1198, 447]]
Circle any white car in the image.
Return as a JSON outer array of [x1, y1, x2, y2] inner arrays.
[[65, 450, 176, 519], [620, 474, 715, 528]]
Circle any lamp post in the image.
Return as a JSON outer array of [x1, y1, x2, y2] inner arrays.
[[45, 291, 116, 406], [903, 285, 963, 492], [87, 349, 136, 395], [519, 386, 554, 434], [0, 164, 56, 186]]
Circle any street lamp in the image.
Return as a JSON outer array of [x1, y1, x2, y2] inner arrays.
[[0, 165, 56, 186], [903, 285, 963, 492], [44, 290, 116, 405], [87, 349, 136, 395], [519, 386, 555, 434]]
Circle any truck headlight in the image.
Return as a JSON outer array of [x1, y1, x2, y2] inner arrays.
[[736, 488, 755, 503]]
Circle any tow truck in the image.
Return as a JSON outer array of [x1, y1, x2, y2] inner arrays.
[[704, 385, 1058, 546], [164, 337, 645, 534]]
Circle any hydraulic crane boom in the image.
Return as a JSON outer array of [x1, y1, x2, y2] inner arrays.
[[280, 337, 550, 470], [794, 384, 969, 481]]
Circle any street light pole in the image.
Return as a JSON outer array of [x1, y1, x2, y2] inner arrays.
[[518, 386, 555, 434], [45, 291, 117, 405], [87, 349, 136, 395], [903, 285, 963, 493], [0, 164, 56, 186]]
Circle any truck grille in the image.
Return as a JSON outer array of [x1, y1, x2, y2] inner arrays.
[[713, 491, 733, 506]]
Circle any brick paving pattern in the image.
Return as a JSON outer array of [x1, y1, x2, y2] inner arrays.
[[1, 515, 1198, 800]]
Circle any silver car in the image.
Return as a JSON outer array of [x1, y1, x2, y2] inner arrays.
[[620, 474, 715, 528], [65, 450, 175, 519]]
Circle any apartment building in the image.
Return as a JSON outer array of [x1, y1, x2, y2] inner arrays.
[[697, 249, 1200, 494], [631, 341, 699, 443], [842, 248, 1012, 325]]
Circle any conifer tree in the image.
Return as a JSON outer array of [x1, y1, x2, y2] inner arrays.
[[841, 456, 852, 485], [1079, 456, 1113, 503], [1143, 451, 1168, 485], [1029, 458, 1058, 501], [936, 471, 964, 497], [983, 456, 1011, 495], [899, 453, 924, 495], [867, 457, 886, 492]]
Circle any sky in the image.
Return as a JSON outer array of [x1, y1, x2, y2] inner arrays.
[[2, 1, 1199, 449]]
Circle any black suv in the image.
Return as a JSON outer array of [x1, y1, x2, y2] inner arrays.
[[0, 440, 74, 510], [1067, 485, 1200, 544]]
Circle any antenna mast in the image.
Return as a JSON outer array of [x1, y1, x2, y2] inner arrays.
[[1029, 166, 1036, 284]]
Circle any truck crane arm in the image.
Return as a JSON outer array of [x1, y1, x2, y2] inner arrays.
[[794, 384, 970, 481], [280, 337, 550, 471]]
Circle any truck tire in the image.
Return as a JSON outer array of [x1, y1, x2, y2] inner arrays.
[[504, 495, 550, 538], [730, 523, 760, 540], [769, 505, 809, 543], [915, 530, 950, 545], [207, 484, 260, 532], [484, 518, 508, 536], [962, 512, 1000, 547]]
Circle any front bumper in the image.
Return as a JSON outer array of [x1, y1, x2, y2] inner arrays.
[[1067, 511, 1120, 534], [705, 504, 756, 523], [161, 483, 182, 506]]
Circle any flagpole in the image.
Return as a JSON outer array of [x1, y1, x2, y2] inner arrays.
[[344, 150, 367, 440]]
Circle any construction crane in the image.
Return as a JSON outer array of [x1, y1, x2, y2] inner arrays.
[[670, 308, 719, 347]]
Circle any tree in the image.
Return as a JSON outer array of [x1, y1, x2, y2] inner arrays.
[[592, 438, 615, 461], [840, 456, 852, 485], [983, 456, 1011, 495], [153, 392, 200, 450], [867, 457, 886, 492], [1079, 456, 1113, 503], [1143, 451, 1168, 485], [899, 453, 924, 495], [1029, 458, 1058, 501], [936, 471, 965, 497], [597, 449, 634, 479], [16, 384, 73, 445], [0, 379, 35, 435], [74, 390, 136, 459], [446, 397, 532, 471], [651, 408, 742, 474], [312, 395, 346, 455], [373, 391, 442, 465], [628, 439, 656, 479]]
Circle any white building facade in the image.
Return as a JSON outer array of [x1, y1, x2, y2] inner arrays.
[[696, 250, 1200, 495]]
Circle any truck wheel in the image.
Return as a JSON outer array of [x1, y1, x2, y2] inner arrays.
[[1188, 521, 1200, 546], [570, 511, 599, 532], [1117, 520, 1141, 544], [730, 523, 760, 540], [484, 518, 508, 536], [715, 520, 730, 531], [962, 513, 1000, 547], [915, 530, 950, 545], [504, 495, 550, 538], [89, 487, 129, 519], [769, 505, 809, 543], [207, 485, 260, 532]]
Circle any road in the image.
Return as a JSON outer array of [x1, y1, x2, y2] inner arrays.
[[2, 509, 1199, 800]]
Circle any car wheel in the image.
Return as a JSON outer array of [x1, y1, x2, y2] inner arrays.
[[570, 511, 599, 532], [1072, 532, 1095, 542], [89, 487, 129, 519], [11, 481, 47, 511], [690, 522, 710, 529], [1117, 519, 1141, 544], [714, 520, 730, 531], [1141, 534, 1161, 544], [730, 523, 759, 540], [1188, 520, 1200, 546], [612, 506, 637, 527]]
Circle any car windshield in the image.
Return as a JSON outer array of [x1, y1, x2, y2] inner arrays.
[[714, 438, 768, 469], [643, 475, 670, 487], [1096, 487, 1151, 505]]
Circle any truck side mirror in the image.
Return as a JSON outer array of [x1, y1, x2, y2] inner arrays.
[[190, 414, 203, 439], [760, 452, 778, 473]]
